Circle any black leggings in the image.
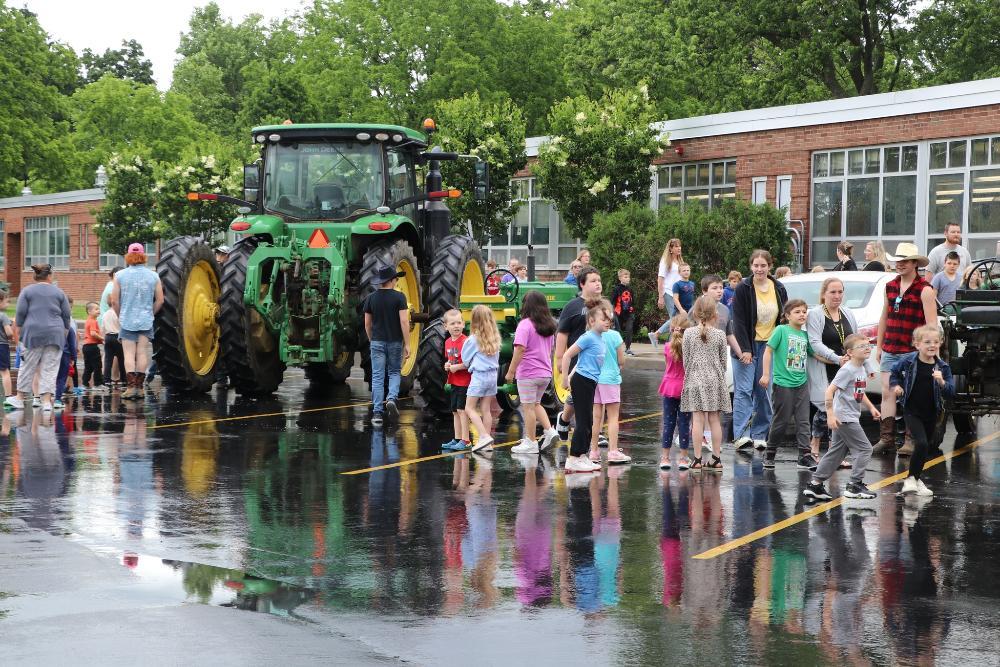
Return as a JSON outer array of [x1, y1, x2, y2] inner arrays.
[[904, 412, 936, 479], [104, 334, 125, 384], [616, 313, 634, 350], [569, 373, 598, 457]]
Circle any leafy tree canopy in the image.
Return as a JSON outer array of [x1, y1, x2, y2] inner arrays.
[[80, 39, 154, 85]]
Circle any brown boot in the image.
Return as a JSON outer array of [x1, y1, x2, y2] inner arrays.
[[123, 372, 140, 400], [872, 417, 895, 455], [897, 430, 914, 456]]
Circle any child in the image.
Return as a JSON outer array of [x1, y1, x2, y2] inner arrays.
[[680, 296, 731, 471], [0, 291, 13, 402], [890, 325, 955, 497], [102, 305, 125, 390], [363, 265, 411, 425], [803, 334, 881, 501], [963, 264, 983, 290], [930, 251, 962, 306], [506, 291, 560, 454], [589, 298, 629, 464], [485, 259, 501, 295], [774, 266, 792, 279], [695, 274, 741, 451], [515, 264, 529, 282], [441, 309, 472, 451], [54, 301, 79, 410], [463, 304, 501, 452], [82, 301, 104, 389], [760, 299, 814, 470], [659, 315, 694, 470], [611, 269, 636, 356], [559, 299, 610, 474], [671, 264, 696, 318], [722, 270, 741, 308]]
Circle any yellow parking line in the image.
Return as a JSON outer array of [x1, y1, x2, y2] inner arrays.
[[147, 397, 407, 430], [692, 429, 1000, 560], [341, 410, 663, 475]]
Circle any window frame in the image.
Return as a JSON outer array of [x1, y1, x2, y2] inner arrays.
[[484, 177, 583, 270], [654, 159, 737, 212], [24, 215, 70, 270]]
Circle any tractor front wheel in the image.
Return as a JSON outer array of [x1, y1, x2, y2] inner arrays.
[[417, 317, 450, 417], [153, 236, 222, 393], [304, 350, 354, 386], [427, 235, 484, 317]]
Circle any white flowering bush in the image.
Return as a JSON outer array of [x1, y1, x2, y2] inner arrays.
[[534, 85, 666, 238], [95, 153, 159, 255], [156, 155, 239, 239]]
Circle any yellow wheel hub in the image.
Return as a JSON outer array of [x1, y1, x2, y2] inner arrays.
[[182, 261, 221, 376], [461, 258, 485, 297], [395, 258, 422, 376], [552, 351, 570, 403]]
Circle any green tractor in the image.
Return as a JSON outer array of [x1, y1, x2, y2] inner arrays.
[[153, 120, 492, 397]]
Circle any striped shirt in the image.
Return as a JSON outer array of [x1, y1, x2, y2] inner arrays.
[[883, 275, 931, 354]]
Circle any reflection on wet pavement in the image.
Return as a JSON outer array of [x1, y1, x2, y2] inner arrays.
[[1, 370, 999, 664]]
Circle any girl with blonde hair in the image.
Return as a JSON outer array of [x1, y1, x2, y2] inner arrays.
[[650, 238, 684, 345], [863, 241, 888, 272], [463, 305, 501, 453], [681, 296, 731, 471]]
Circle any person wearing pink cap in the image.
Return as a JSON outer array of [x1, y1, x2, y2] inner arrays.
[[108, 243, 163, 399]]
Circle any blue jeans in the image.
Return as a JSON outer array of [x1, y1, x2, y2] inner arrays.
[[662, 396, 690, 450], [731, 341, 773, 441], [370, 340, 402, 414], [655, 296, 677, 335]]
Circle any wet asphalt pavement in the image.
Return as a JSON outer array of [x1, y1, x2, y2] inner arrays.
[[1, 360, 999, 666]]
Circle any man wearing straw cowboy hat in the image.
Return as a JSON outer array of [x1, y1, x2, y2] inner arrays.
[[873, 242, 938, 456]]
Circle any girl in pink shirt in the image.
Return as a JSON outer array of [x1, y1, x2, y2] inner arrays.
[[659, 315, 694, 470], [506, 291, 560, 454]]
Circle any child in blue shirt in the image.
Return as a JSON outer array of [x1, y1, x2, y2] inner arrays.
[[590, 317, 628, 465], [671, 264, 697, 318]]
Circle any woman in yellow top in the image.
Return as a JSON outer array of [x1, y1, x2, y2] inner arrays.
[[730, 249, 788, 450]]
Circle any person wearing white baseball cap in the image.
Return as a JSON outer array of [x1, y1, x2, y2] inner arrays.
[[109, 243, 164, 399], [214, 245, 231, 265]]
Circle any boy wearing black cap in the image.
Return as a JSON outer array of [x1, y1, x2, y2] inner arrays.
[[363, 265, 410, 425]]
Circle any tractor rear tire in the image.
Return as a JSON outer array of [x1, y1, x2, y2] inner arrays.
[[220, 238, 286, 396], [540, 381, 564, 418], [496, 362, 520, 414], [153, 236, 221, 394], [304, 352, 354, 386], [359, 238, 422, 396], [417, 317, 451, 417], [428, 235, 484, 317]]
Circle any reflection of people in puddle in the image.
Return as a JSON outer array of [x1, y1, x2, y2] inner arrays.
[[442, 455, 469, 615], [118, 415, 152, 539], [367, 427, 400, 610], [515, 453, 552, 608], [685, 474, 726, 627], [660, 470, 689, 607], [13, 411, 66, 530], [594, 467, 624, 609], [565, 473, 599, 615], [463, 454, 498, 608]]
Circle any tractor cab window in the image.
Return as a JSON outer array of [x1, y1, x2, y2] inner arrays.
[[264, 141, 384, 220], [387, 149, 418, 220]]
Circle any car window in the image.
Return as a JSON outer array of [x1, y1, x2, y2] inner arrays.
[[782, 280, 879, 309]]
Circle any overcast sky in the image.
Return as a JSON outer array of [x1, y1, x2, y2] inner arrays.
[[21, 0, 306, 89]]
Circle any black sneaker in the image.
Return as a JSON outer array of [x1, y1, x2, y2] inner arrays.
[[385, 399, 399, 420], [556, 413, 570, 441], [844, 482, 877, 499], [803, 480, 832, 501], [797, 454, 819, 471], [763, 452, 776, 469]]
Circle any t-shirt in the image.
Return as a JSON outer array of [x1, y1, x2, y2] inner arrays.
[[363, 288, 408, 342], [99, 281, 114, 316], [116, 265, 161, 332], [931, 271, 962, 306], [906, 359, 936, 416], [722, 284, 736, 308], [831, 361, 867, 423], [513, 318, 554, 379], [658, 259, 680, 295], [690, 302, 731, 334], [102, 308, 120, 335], [926, 243, 972, 276], [597, 329, 623, 385], [558, 296, 589, 372], [0, 313, 10, 346], [444, 333, 472, 387], [83, 316, 102, 345], [672, 280, 696, 312], [766, 324, 812, 388], [659, 346, 684, 398], [461, 334, 500, 375], [573, 330, 605, 382], [754, 283, 779, 341]]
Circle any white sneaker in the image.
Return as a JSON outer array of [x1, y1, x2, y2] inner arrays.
[[900, 476, 919, 495], [472, 436, 494, 453], [539, 428, 559, 451], [511, 438, 539, 454], [564, 455, 601, 474], [4, 396, 24, 410], [41, 401, 53, 412], [511, 453, 537, 470], [734, 436, 752, 450], [647, 332, 658, 346], [753, 439, 767, 451], [32, 397, 40, 408], [914, 478, 933, 497]]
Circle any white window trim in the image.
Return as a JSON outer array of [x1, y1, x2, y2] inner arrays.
[[751, 177, 768, 205], [653, 159, 738, 212], [776, 175, 792, 221]]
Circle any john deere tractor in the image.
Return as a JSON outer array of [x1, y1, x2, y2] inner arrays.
[[153, 120, 491, 396]]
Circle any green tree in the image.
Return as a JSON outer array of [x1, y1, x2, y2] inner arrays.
[[80, 39, 154, 85], [155, 154, 240, 241], [533, 86, 665, 238], [912, 0, 1000, 84], [433, 93, 527, 239], [94, 154, 160, 253]]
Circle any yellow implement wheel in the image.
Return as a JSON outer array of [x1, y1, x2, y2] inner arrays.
[[552, 351, 571, 404], [181, 261, 222, 375], [395, 255, 422, 377]]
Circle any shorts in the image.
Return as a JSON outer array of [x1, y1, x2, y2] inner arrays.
[[449, 385, 469, 412], [594, 383, 621, 405], [879, 350, 905, 373], [516, 377, 550, 403], [467, 374, 498, 398], [120, 328, 154, 342], [0, 344, 9, 371]]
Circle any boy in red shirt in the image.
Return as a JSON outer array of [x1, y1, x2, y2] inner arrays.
[[82, 301, 104, 389], [441, 309, 472, 450]]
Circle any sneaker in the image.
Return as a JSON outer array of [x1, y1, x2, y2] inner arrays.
[[900, 476, 918, 495], [914, 478, 933, 497], [511, 453, 538, 470], [625, 349, 636, 356], [556, 413, 570, 441], [659, 458, 671, 470], [588, 450, 602, 463], [371, 413, 384, 426], [763, 452, 776, 469], [838, 459, 853, 470], [32, 397, 40, 408], [597, 434, 609, 448], [734, 436, 753, 451], [539, 427, 560, 451], [472, 436, 494, 452], [384, 399, 399, 421], [73, 387, 84, 396], [441, 438, 459, 450], [676, 455, 691, 471], [843, 482, 877, 499], [453, 440, 471, 451], [53, 399, 64, 410], [753, 439, 767, 451], [647, 332, 659, 346], [41, 401, 53, 412], [512, 438, 539, 454], [797, 454, 819, 471], [4, 396, 24, 410], [607, 450, 632, 465], [565, 455, 601, 474], [803, 480, 833, 501]]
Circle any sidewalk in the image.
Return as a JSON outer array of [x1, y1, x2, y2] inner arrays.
[[623, 341, 665, 372]]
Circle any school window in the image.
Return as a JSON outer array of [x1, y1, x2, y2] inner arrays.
[[99, 242, 158, 270], [484, 177, 583, 269], [24, 215, 70, 269], [0, 220, 5, 268], [654, 160, 736, 212]]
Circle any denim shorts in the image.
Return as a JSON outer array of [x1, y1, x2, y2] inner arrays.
[[120, 328, 154, 342], [879, 350, 905, 373], [468, 374, 498, 398]]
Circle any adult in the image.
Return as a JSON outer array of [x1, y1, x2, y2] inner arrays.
[[926, 222, 972, 280], [873, 243, 936, 455], [501, 257, 520, 283], [215, 244, 231, 266], [807, 277, 877, 460], [731, 249, 788, 450], [109, 243, 164, 400], [564, 260, 583, 287], [99, 266, 122, 316], [650, 239, 683, 345], [554, 266, 603, 440], [5, 264, 71, 412], [863, 241, 888, 272], [563, 249, 591, 283], [832, 241, 858, 271]]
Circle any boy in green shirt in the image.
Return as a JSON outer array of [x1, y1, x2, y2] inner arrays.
[[759, 299, 814, 470]]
